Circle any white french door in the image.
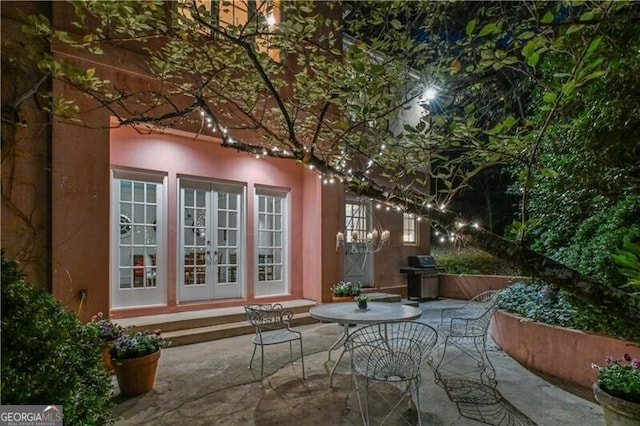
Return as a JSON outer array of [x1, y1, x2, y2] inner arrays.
[[112, 171, 166, 308], [179, 180, 244, 302], [254, 188, 289, 296]]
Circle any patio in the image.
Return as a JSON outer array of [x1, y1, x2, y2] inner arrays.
[[110, 299, 604, 425]]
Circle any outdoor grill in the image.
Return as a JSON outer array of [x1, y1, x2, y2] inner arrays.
[[400, 255, 443, 300]]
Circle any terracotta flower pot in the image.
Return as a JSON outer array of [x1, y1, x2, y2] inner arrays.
[[332, 296, 353, 303], [113, 350, 161, 397], [100, 339, 116, 375], [593, 381, 640, 426]]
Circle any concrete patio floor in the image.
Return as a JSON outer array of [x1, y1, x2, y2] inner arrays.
[[110, 299, 604, 425]]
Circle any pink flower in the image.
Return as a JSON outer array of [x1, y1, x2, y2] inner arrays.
[[605, 356, 613, 364]]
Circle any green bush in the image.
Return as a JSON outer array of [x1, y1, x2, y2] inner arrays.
[[496, 281, 640, 343], [531, 196, 640, 287], [431, 245, 521, 276], [1, 253, 113, 425]]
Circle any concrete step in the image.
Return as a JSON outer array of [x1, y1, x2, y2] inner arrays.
[[163, 313, 318, 347], [117, 299, 317, 333], [115, 297, 418, 348], [363, 292, 402, 303]]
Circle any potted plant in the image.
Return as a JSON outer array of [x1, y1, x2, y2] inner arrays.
[[86, 312, 125, 374], [592, 354, 640, 425], [330, 281, 361, 302], [354, 294, 370, 310], [110, 330, 167, 397]]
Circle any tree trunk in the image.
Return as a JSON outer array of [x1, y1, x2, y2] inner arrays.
[[344, 177, 640, 323]]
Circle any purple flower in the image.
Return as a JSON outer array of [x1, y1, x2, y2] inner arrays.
[[605, 356, 613, 364], [632, 359, 640, 369], [624, 353, 632, 362]]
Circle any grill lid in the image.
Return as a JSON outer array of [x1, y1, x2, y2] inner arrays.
[[408, 255, 438, 268]]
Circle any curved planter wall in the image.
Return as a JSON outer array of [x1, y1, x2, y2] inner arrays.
[[438, 274, 522, 300], [491, 309, 640, 390]]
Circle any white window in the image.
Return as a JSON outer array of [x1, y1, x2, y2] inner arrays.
[[179, 0, 281, 60], [403, 213, 418, 245], [255, 187, 288, 296], [112, 171, 166, 308]]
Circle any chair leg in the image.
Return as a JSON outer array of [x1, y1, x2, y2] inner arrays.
[[299, 338, 305, 379], [414, 379, 422, 426], [259, 344, 265, 386], [249, 344, 257, 369]]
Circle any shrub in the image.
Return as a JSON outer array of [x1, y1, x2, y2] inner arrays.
[[431, 245, 521, 276], [1, 253, 113, 425], [496, 281, 640, 343]]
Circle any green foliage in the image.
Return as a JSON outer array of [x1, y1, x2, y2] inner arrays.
[[612, 236, 640, 292], [593, 355, 640, 404], [530, 196, 640, 287], [1, 253, 113, 425], [496, 281, 640, 343], [526, 13, 640, 291], [432, 245, 521, 276]]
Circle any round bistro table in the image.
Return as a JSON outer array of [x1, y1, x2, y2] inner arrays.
[[309, 301, 422, 386]]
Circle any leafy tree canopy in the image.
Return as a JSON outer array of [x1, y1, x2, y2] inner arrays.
[[3, 0, 640, 321]]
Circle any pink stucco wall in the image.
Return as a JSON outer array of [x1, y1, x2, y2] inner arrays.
[[491, 309, 640, 390], [109, 126, 316, 316], [302, 168, 322, 301]]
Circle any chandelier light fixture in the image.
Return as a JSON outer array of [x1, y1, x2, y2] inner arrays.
[[336, 197, 391, 254]]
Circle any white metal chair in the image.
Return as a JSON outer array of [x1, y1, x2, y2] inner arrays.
[[344, 321, 438, 425], [437, 290, 498, 341], [434, 290, 499, 388], [244, 303, 305, 386], [433, 290, 520, 424]]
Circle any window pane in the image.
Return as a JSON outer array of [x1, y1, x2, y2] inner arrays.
[[121, 181, 132, 201], [146, 185, 157, 203], [133, 182, 145, 202], [218, 192, 227, 209]]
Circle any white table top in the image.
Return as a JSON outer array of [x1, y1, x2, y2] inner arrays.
[[309, 302, 422, 325]]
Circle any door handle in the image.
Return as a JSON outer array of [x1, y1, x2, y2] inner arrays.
[[206, 241, 214, 264]]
